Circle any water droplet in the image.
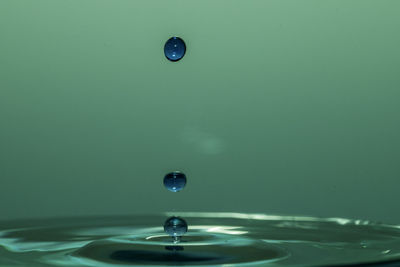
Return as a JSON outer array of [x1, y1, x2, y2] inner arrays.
[[164, 37, 186, 62], [163, 171, 186, 192], [164, 216, 188, 243]]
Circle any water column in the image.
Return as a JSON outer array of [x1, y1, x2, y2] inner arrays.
[[163, 171, 188, 249]]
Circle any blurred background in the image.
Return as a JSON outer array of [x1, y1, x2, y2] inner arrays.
[[0, 0, 399, 223]]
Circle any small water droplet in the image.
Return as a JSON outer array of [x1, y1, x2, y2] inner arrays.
[[164, 216, 188, 243], [163, 171, 187, 192], [164, 37, 186, 62]]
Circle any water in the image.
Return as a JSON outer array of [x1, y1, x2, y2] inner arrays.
[[1, 212, 400, 266], [163, 216, 188, 243], [164, 37, 186, 62], [163, 171, 187, 192]]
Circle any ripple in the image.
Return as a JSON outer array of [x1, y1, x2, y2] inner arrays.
[[0, 213, 400, 266]]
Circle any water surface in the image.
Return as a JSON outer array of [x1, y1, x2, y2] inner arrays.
[[1, 212, 400, 266]]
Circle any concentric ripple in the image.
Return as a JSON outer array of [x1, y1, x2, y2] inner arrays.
[[1, 212, 400, 266]]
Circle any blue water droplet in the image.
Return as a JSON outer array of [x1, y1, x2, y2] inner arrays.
[[163, 171, 186, 192], [164, 37, 186, 62], [164, 216, 188, 241]]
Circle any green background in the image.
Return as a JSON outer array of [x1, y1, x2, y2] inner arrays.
[[0, 0, 399, 223]]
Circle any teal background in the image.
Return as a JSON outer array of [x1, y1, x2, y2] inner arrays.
[[0, 1, 399, 223]]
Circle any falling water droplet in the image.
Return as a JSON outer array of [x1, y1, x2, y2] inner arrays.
[[164, 216, 188, 243], [164, 37, 186, 62], [163, 171, 187, 192]]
